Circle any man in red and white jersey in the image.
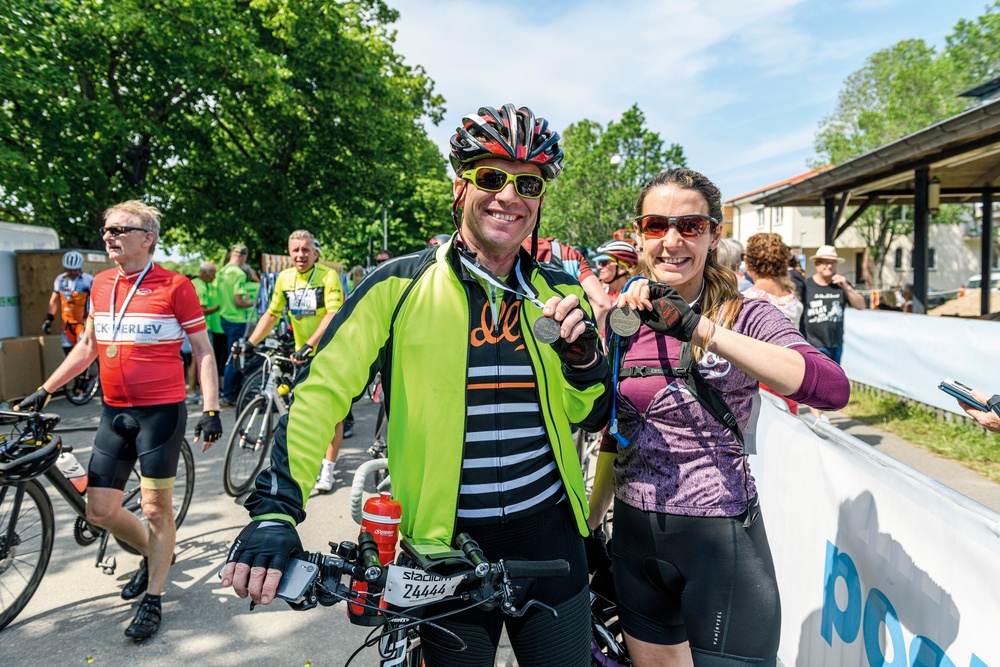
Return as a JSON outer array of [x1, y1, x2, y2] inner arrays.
[[17, 200, 222, 641]]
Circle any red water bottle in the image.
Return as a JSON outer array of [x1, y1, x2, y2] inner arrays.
[[348, 493, 401, 625]]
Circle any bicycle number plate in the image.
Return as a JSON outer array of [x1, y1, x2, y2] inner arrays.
[[263, 338, 280, 350], [383, 565, 464, 608]]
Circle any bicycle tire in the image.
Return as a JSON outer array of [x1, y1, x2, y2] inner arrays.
[[65, 360, 100, 406], [222, 396, 275, 497], [115, 438, 195, 555], [0, 479, 55, 632], [235, 367, 264, 415]]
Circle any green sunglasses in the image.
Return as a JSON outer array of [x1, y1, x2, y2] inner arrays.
[[461, 166, 546, 199]]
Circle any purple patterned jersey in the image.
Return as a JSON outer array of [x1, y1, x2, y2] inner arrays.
[[613, 299, 808, 517]]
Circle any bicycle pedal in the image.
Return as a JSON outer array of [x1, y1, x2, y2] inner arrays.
[[99, 556, 117, 574]]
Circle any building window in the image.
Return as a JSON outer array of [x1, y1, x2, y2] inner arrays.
[[894, 248, 903, 271], [775, 208, 783, 225], [928, 248, 936, 271], [757, 209, 765, 228]]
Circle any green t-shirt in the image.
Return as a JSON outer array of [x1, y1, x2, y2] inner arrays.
[[216, 263, 251, 324], [192, 277, 223, 334]]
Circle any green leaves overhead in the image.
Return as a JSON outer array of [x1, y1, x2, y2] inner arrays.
[[542, 104, 686, 249], [0, 0, 449, 263]]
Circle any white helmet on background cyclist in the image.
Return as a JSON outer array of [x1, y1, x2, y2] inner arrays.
[[62, 250, 84, 270]]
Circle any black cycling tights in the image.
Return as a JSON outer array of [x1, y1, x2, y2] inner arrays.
[[613, 499, 780, 666], [418, 504, 591, 667]]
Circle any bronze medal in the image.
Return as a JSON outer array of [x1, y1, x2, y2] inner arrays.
[[532, 316, 561, 344], [609, 306, 641, 337], [106, 343, 118, 358]]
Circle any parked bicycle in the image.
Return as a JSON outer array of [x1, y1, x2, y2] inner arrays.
[[222, 349, 295, 497], [63, 359, 100, 406], [0, 409, 194, 631], [234, 333, 297, 414], [365, 373, 390, 491]]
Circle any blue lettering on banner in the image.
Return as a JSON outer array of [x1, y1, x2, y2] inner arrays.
[[821, 541, 989, 667]]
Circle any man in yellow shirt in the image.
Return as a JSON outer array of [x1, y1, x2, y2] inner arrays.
[[242, 230, 345, 492]]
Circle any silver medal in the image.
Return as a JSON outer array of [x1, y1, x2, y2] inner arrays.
[[609, 306, 641, 337], [532, 316, 561, 344]]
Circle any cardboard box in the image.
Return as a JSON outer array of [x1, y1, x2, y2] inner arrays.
[[0, 336, 43, 402], [38, 335, 66, 378]]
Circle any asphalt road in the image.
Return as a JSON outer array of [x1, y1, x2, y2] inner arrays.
[[0, 393, 388, 667]]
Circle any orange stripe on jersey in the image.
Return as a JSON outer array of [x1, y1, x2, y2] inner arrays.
[[468, 382, 537, 390]]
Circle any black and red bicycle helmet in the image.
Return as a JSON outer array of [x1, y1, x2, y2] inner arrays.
[[450, 104, 564, 180]]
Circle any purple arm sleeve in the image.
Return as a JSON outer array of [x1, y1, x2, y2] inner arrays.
[[787, 344, 850, 410]]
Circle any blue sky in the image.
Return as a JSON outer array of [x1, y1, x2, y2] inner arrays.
[[387, 0, 993, 202]]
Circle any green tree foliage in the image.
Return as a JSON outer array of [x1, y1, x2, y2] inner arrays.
[[814, 39, 966, 166], [542, 105, 686, 248], [812, 38, 977, 287], [0, 0, 450, 266], [946, 1, 1000, 90]]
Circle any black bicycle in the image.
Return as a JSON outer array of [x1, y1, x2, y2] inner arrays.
[[0, 409, 194, 631], [63, 359, 100, 406]]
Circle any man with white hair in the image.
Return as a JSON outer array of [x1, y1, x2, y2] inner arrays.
[[19, 200, 222, 640]]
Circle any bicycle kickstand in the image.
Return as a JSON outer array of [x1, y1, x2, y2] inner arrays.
[[95, 530, 117, 575]]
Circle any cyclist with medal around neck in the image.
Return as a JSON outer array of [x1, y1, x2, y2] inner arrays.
[[221, 104, 612, 667], [17, 200, 223, 641], [239, 229, 346, 492]]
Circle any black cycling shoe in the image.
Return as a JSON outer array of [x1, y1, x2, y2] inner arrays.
[[121, 558, 149, 600], [343, 420, 354, 439], [124, 596, 162, 641], [121, 554, 176, 600]]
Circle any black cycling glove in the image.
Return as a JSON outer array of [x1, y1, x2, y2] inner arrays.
[[639, 282, 701, 341], [584, 526, 612, 575], [17, 387, 51, 412], [291, 343, 313, 362], [232, 339, 256, 361], [552, 320, 600, 367], [41, 313, 54, 334], [194, 410, 223, 443], [227, 519, 303, 574]]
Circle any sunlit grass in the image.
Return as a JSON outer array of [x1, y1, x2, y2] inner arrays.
[[841, 387, 1000, 484]]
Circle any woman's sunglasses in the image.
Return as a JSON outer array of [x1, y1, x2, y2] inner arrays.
[[634, 214, 716, 239], [461, 166, 546, 199]]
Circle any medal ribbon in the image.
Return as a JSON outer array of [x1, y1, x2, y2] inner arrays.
[[291, 265, 317, 313], [458, 254, 546, 311], [109, 261, 154, 345]]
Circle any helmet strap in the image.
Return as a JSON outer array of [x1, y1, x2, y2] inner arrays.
[[529, 202, 543, 259], [451, 181, 468, 230]]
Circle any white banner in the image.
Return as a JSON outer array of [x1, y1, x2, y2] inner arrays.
[[842, 310, 999, 415], [751, 396, 1000, 667]]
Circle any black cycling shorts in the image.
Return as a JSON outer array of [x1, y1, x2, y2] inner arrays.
[[418, 501, 591, 667], [612, 498, 780, 665], [89, 402, 187, 490]]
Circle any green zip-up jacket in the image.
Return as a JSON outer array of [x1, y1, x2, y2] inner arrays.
[[246, 238, 612, 551]]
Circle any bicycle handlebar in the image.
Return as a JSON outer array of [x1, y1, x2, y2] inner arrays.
[[349, 458, 389, 525]]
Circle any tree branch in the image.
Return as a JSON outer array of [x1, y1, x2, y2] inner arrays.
[[208, 108, 253, 160]]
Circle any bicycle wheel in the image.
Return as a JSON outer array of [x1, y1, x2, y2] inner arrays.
[[0, 480, 55, 632], [65, 360, 100, 406], [222, 396, 275, 497], [115, 438, 195, 555], [236, 367, 265, 415]]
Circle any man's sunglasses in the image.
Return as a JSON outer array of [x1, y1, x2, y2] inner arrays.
[[101, 226, 147, 238], [634, 214, 717, 239], [461, 166, 546, 199]]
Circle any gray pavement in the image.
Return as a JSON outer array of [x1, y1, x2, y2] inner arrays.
[[3, 393, 998, 666], [1, 394, 386, 667]]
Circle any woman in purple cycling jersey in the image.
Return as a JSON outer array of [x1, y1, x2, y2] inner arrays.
[[588, 168, 849, 667]]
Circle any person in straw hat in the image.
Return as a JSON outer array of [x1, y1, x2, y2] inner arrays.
[[798, 244, 865, 419]]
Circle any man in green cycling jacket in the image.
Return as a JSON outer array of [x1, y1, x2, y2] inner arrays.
[[221, 104, 611, 667]]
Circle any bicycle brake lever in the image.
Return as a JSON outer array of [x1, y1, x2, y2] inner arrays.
[[505, 599, 559, 619]]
